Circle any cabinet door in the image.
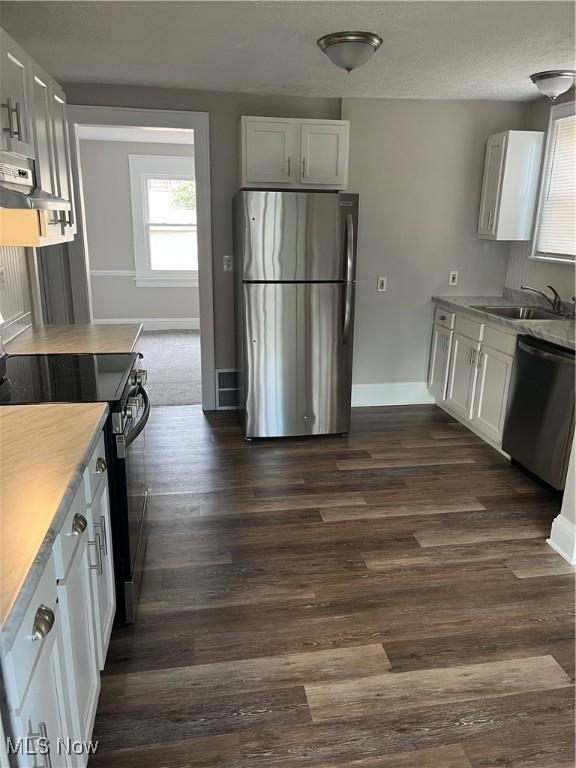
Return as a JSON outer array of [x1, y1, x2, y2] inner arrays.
[[300, 123, 349, 186], [58, 533, 100, 757], [428, 324, 452, 401], [478, 133, 506, 237], [30, 73, 57, 196], [13, 607, 74, 768], [446, 333, 479, 420], [472, 345, 513, 444], [50, 87, 76, 235], [0, 30, 34, 157], [244, 120, 297, 184], [86, 479, 115, 670]]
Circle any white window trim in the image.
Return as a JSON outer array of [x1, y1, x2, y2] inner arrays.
[[530, 100, 576, 265], [128, 154, 199, 287]]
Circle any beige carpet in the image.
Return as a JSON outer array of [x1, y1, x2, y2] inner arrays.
[[138, 330, 202, 406]]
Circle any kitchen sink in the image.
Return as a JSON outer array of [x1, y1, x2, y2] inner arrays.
[[472, 305, 567, 320]]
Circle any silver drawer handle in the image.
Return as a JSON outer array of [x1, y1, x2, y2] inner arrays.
[[32, 605, 55, 641], [89, 531, 104, 575], [94, 514, 108, 555], [95, 457, 107, 473], [30, 721, 53, 768], [72, 512, 87, 536]]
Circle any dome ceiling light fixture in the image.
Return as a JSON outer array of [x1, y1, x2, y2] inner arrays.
[[317, 31, 383, 74], [530, 70, 576, 100]]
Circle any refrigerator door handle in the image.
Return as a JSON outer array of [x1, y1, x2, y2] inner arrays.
[[344, 213, 354, 283], [342, 213, 354, 343]]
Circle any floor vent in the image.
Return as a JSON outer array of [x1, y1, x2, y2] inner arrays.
[[216, 369, 239, 410]]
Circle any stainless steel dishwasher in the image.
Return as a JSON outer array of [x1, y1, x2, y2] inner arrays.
[[502, 335, 575, 490]]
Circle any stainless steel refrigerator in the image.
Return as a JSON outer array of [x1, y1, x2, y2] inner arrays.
[[233, 190, 359, 438]]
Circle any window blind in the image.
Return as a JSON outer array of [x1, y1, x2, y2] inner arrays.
[[536, 113, 576, 259]]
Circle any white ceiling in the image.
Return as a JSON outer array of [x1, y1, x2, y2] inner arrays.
[[1, 1, 574, 101]]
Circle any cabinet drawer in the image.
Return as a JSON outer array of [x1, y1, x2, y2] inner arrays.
[[52, 484, 87, 580], [4, 556, 58, 707], [434, 307, 455, 329], [483, 325, 517, 356], [455, 315, 484, 342], [83, 432, 108, 504]]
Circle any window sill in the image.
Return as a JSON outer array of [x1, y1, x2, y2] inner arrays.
[[529, 254, 575, 266], [135, 275, 199, 288]]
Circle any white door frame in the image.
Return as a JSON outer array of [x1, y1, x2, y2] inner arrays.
[[66, 105, 216, 410]]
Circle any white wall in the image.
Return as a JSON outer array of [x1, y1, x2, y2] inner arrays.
[[506, 91, 575, 298], [80, 139, 199, 327], [341, 98, 529, 402]]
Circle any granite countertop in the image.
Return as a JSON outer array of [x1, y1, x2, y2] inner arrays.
[[432, 293, 575, 351], [5, 323, 142, 355], [0, 403, 109, 643]]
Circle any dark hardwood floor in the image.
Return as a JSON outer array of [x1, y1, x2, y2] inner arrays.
[[90, 405, 575, 768]]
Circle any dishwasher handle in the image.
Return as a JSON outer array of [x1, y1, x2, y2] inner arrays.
[[517, 338, 575, 366]]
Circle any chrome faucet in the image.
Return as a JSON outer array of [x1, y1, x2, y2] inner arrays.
[[521, 284, 564, 314]]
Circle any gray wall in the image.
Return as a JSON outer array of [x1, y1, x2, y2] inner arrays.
[[341, 98, 529, 387], [79, 139, 199, 323], [506, 91, 575, 297], [64, 84, 341, 366]]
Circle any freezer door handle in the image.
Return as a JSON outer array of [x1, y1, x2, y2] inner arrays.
[[344, 213, 354, 283], [342, 214, 354, 343]]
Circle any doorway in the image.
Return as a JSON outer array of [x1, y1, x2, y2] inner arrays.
[[67, 107, 216, 410]]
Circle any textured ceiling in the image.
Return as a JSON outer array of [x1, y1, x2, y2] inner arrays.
[[0, 1, 574, 101]]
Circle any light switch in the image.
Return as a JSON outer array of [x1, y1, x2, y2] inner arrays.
[[223, 254, 233, 272], [449, 270, 458, 286], [377, 276, 387, 292]]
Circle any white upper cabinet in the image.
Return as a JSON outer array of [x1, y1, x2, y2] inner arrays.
[[0, 28, 35, 158], [300, 122, 349, 187], [477, 130, 545, 241], [241, 116, 350, 190], [244, 120, 297, 184]]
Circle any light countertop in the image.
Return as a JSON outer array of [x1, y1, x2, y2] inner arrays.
[[432, 294, 575, 351], [5, 323, 142, 355], [0, 403, 109, 640]]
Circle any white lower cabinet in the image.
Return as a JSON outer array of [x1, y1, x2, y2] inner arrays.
[[446, 332, 480, 420], [429, 308, 517, 449], [428, 324, 453, 401], [57, 531, 100, 759], [86, 478, 115, 670], [471, 344, 514, 443], [12, 603, 74, 768], [2, 428, 113, 767]]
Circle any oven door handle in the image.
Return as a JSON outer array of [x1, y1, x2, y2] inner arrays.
[[124, 385, 151, 447]]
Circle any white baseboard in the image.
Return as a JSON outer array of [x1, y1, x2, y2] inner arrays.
[[93, 317, 199, 331], [352, 381, 434, 407], [547, 514, 576, 565]]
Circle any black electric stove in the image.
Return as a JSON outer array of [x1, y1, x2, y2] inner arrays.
[[0, 352, 137, 404], [0, 351, 150, 625]]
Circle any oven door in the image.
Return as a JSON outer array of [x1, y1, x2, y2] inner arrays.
[[116, 385, 151, 623]]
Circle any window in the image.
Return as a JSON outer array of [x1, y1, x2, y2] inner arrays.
[[129, 154, 198, 286], [532, 102, 576, 263]]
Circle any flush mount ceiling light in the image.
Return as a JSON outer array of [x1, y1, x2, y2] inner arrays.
[[530, 70, 576, 100], [317, 31, 383, 74]]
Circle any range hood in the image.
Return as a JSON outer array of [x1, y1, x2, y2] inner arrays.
[[0, 157, 70, 246]]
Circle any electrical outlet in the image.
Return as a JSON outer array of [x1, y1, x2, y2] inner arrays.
[[223, 254, 233, 272], [449, 270, 458, 286], [377, 276, 387, 292], [0, 266, 6, 291]]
